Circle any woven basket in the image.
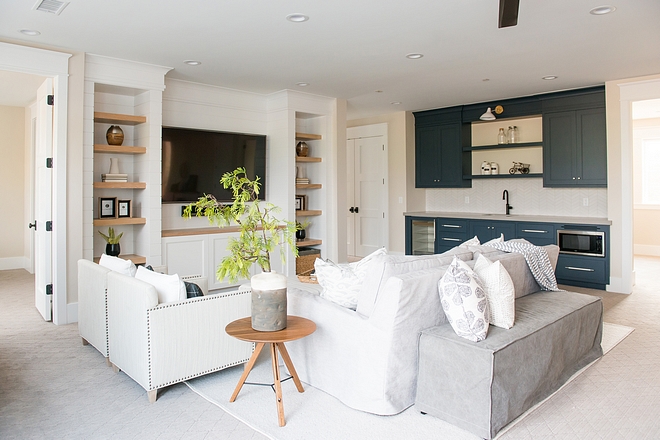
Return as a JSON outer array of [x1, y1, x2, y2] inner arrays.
[[296, 253, 318, 276]]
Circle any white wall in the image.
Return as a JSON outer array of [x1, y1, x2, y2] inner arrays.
[[0, 105, 27, 269], [632, 118, 660, 256]]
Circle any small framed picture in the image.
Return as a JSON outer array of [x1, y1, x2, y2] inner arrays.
[[118, 200, 131, 218], [99, 197, 117, 218], [295, 195, 304, 211]]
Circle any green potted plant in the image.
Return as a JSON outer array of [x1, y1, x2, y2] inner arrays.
[[98, 227, 123, 257], [183, 167, 300, 331]]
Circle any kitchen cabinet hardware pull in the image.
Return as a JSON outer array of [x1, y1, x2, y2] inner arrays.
[[441, 237, 461, 242], [522, 229, 548, 233], [565, 266, 595, 272], [441, 224, 461, 228]]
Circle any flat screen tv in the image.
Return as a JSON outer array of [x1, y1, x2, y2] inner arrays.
[[161, 127, 267, 203]]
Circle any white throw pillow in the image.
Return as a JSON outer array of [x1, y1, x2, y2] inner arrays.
[[438, 256, 489, 342], [135, 266, 186, 304], [473, 254, 515, 329], [98, 254, 137, 277], [459, 236, 480, 248], [483, 233, 504, 245], [315, 247, 387, 310], [315, 259, 361, 309]]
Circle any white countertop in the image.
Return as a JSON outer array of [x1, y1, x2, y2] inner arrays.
[[404, 211, 611, 226]]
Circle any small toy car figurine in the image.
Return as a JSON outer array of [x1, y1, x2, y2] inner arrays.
[[509, 162, 530, 174]]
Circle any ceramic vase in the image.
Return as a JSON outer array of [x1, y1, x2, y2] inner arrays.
[[106, 125, 124, 146], [106, 243, 120, 257], [296, 228, 306, 241], [250, 271, 287, 331], [109, 157, 120, 174], [296, 141, 309, 157]]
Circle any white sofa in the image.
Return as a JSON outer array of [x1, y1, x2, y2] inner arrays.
[[286, 248, 474, 415], [78, 259, 206, 367], [106, 271, 254, 402]]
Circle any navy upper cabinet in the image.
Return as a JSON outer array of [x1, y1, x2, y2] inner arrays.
[[542, 88, 607, 187], [414, 106, 470, 188]]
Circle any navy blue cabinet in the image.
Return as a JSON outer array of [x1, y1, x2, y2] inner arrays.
[[555, 254, 608, 290], [414, 107, 470, 188], [435, 219, 469, 253], [469, 220, 516, 243], [542, 88, 607, 187], [516, 222, 555, 246]]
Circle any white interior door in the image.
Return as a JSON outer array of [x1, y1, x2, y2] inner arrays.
[[348, 136, 387, 257], [34, 78, 53, 321]]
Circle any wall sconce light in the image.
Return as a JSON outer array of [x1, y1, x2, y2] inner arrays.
[[479, 105, 504, 120]]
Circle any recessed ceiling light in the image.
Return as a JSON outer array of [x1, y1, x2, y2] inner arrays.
[[296, 82, 309, 87], [406, 53, 424, 59], [286, 13, 309, 22], [20, 29, 41, 36], [391, 101, 401, 105], [183, 60, 201, 66], [542, 75, 558, 80], [590, 5, 616, 15]]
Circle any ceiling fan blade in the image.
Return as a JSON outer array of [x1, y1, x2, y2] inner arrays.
[[498, 0, 520, 28]]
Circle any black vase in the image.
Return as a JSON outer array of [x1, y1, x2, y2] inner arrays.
[[296, 229, 306, 241], [106, 243, 120, 257]]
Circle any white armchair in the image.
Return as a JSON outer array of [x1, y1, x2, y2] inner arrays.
[[107, 271, 253, 402]]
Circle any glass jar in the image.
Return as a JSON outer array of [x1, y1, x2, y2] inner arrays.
[[498, 128, 507, 144], [507, 126, 519, 144]]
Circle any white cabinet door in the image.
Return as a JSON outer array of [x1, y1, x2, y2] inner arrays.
[[162, 235, 207, 278]]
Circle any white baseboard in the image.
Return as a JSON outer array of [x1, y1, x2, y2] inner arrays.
[[0, 256, 30, 271], [67, 301, 78, 324], [606, 277, 632, 294], [634, 244, 660, 257]]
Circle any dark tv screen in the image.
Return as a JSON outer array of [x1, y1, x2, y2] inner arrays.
[[161, 127, 267, 203]]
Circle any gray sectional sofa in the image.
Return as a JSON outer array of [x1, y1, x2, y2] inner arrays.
[[415, 246, 603, 439]]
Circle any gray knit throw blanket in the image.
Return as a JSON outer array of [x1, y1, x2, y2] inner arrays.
[[484, 241, 561, 291]]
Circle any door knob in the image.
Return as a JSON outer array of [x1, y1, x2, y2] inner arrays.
[[349, 207, 355, 213], [29, 221, 37, 230], [354, 207, 359, 213]]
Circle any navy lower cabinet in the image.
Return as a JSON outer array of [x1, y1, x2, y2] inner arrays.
[[469, 220, 516, 244], [435, 219, 468, 253], [555, 254, 608, 290], [516, 222, 555, 246]]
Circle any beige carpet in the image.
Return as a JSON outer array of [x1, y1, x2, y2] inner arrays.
[[186, 322, 633, 440]]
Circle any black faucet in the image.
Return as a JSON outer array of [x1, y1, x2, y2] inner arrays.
[[503, 190, 513, 215]]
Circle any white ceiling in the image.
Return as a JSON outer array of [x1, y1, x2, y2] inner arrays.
[[1, 0, 660, 119]]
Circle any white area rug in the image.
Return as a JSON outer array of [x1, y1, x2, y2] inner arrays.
[[185, 322, 633, 440]]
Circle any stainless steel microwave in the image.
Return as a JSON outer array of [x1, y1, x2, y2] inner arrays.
[[556, 230, 605, 257]]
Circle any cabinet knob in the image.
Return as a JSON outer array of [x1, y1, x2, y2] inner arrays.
[[577, 177, 581, 180], [573, 177, 576, 180]]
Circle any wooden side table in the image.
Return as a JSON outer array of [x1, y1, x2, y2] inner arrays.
[[225, 316, 316, 427]]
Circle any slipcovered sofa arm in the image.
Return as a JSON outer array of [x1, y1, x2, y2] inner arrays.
[[77, 259, 112, 359]]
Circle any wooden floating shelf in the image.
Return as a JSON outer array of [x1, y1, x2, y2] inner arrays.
[[94, 144, 146, 154], [93, 217, 147, 226], [464, 142, 543, 151], [94, 112, 146, 125], [93, 182, 146, 189], [296, 156, 322, 163], [466, 173, 543, 179], [296, 183, 322, 189], [93, 254, 146, 265], [295, 132, 322, 141], [297, 239, 322, 247], [296, 210, 322, 217]]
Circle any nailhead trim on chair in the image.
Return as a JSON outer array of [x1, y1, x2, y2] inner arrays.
[[144, 289, 252, 391], [104, 288, 109, 357]]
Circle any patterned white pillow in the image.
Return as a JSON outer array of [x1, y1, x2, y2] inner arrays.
[[459, 235, 480, 248], [483, 233, 504, 245], [474, 254, 515, 329], [315, 247, 387, 310], [438, 256, 490, 342]]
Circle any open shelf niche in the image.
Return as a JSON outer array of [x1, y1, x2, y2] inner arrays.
[[294, 114, 327, 270], [468, 116, 543, 179]]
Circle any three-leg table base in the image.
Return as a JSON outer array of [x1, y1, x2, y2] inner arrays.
[[229, 341, 305, 427]]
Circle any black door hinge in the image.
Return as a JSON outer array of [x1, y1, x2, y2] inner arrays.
[[46, 221, 52, 232], [46, 158, 53, 168], [46, 284, 53, 295], [47, 95, 54, 106]]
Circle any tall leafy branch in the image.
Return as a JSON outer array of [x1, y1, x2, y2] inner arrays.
[[183, 167, 300, 283]]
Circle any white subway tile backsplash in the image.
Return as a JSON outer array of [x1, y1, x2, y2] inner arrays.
[[426, 179, 607, 218]]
